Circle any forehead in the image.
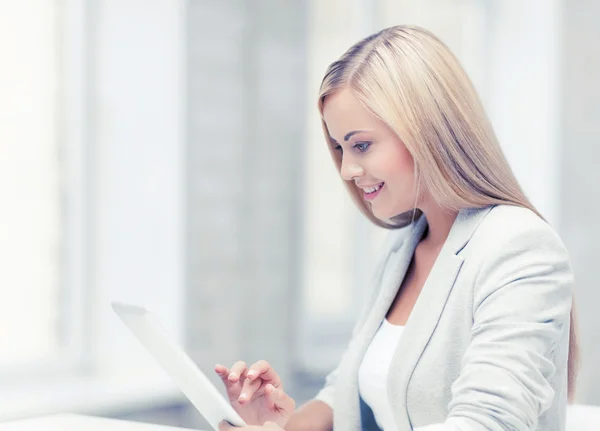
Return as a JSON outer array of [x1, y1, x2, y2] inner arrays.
[[322, 88, 381, 140]]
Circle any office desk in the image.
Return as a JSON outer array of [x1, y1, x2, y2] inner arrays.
[[2, 414, 199, 431]]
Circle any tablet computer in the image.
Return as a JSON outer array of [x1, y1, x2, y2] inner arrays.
[[111, 301, 246, 430]]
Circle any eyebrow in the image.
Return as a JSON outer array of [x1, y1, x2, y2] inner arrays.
[[344, 130, 367, 141], [329, 130, 369, 144]]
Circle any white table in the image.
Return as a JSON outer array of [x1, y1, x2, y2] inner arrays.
[[2, 414, 200, 431], [5, 406, 600, 430]]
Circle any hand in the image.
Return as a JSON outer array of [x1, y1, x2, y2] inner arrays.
[[218, 420, 284, 430], [215, 360, 295, 427]]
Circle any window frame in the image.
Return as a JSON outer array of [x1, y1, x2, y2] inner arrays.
[[0, 0, 188, 420], [0, 0, 89, 383]]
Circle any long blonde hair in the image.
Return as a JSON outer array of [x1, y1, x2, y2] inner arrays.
[[318, 25, 579, 401]]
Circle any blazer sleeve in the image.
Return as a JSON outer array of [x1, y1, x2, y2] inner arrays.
[[313, 267, 383, 408], [313, 289, 375, 408], [443, 222, 574, 430]]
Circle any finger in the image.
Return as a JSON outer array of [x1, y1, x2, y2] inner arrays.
[[265, 384, 295, 412], [228, 361, 248, 383], [215, 364, 236, 390], [215, 364, 244, 401], [246, 360, 270, 380], [263, 421, 281, 429], [215, 364, 230, 378], [238, 374, 263, 404], [246, 360, 282, 387]]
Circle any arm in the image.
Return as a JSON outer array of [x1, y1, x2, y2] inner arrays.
[[285, 400, 333, 431], [438, 223, 574, 430]]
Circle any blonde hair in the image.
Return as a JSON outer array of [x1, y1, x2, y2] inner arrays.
[[318, 25, 580, 402]]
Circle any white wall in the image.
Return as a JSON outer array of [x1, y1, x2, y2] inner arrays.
[[559, 0, 600, 405], [484, 0, 562, 227]]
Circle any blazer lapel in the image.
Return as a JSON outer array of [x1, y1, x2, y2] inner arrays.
[[387, 205, 495, 429]]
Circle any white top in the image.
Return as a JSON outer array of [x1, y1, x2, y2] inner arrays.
[[358, 319, 405, 431], [358, 320, 447, 431]]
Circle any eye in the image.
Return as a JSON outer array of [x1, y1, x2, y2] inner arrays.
[[354, 141, 371, 153], [333, 144, 343, 153]]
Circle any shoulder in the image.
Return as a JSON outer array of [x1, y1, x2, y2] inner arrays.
[[467, 204, 569, 259], [464, 205, 574, 307]]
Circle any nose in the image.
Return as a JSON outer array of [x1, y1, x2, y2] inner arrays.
[[340, 156, 364, 181]]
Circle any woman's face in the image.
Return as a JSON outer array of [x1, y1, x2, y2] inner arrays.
[[322, 88, 417, 221]]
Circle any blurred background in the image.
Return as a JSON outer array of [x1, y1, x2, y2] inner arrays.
[[1, 0, 599, 429]]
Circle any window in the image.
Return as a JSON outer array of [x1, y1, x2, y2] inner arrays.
[[0, 0, 188, 378], [0, 0, 76, 376], [0, 0, 187, 421]]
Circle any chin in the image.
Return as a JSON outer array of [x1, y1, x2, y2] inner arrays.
[[372, 203, 412, 221], [371, 206, 395, 221]]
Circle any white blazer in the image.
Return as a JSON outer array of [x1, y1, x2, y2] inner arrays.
[[315, 205, 574, 430]]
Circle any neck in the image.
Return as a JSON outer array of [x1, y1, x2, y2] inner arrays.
[[418, 203, 459, 248]]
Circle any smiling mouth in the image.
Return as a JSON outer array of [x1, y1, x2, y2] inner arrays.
[[363, 182, 384, 194], [363, 182, 384, 201]]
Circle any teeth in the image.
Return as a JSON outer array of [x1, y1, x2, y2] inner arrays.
[[364, 183, 383, 193]]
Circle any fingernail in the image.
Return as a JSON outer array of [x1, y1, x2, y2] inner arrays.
[[247, 371, 256, 378], [229, 373, 237, 380], [239, 393, 247, 401]]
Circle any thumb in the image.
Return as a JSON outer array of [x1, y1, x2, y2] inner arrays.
[[218, 421, 234, 431]]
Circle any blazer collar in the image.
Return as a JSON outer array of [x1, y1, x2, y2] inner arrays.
[[386, 205, 495, 257], [367, 205, 494, 334]]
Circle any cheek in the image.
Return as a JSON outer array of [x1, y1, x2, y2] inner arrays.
[[379, 150, 414, 182]]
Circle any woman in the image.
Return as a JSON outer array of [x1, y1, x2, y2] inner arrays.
[[216, 25, 579, 431]]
